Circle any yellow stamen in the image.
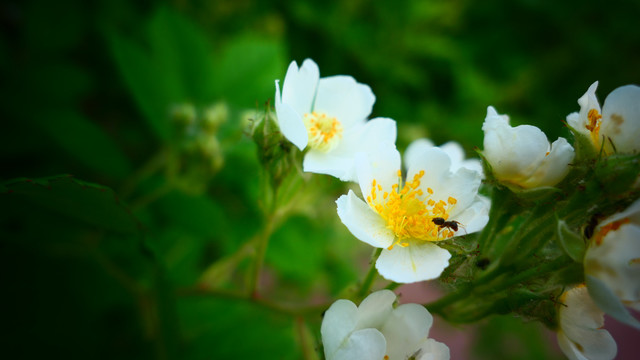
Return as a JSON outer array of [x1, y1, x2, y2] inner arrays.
[[368, 169, 459, 244], [586, 109, 602, 146], [303, 111, 343, 152]]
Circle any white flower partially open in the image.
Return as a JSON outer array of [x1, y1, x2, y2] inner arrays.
[[556, 285, 617, 360], [274, 59, 397, 181], [567, 81, 640, 154], [321, 290, 449, 360], [336, 143, 489, 283], [584, 198, 640, 329], [482, 106, 575, 189]]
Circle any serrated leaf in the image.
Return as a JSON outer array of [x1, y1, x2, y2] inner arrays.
[[1, 175, 140, 234]]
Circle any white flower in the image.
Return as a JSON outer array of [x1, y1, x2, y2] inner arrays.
[[321, 290, 449, 360], [584, 198, 640, 329], [336, 142, 489, 283], [567, 81, 640, 154], [274, 59, 397, 181], [556, 285, 617, 360], [482, 106, 575, 189], [405, 138, 484, 178]]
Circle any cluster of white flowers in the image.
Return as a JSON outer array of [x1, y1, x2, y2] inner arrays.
[[275, 61, 639, 360], [321, 290, 449, 360]]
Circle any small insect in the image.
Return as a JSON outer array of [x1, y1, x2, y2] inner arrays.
[[583, 213, 602, 239], [432, 217, 462, 232]]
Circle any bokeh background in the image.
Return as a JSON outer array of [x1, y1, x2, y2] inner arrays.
[[1, 0, 639, 359]]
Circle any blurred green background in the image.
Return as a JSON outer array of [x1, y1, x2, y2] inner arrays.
[[1, 0, 638, 359]]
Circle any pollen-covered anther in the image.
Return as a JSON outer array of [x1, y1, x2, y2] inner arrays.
[[303, 111, 343, 152], [368, 170, 459, 244], [586, 108, 602, 145]]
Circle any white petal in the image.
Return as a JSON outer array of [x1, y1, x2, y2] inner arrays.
[[303, 149, 354, 181], [598, 198, 640, 227], [376, 242, 451, 283], [355, 145, 402, 205], [439, 142, 466, 168], [585, 223, 640, 303], [336, 191, 394, 249], [380, 304, 433, 359], [601, 84, 640, 153], [329, 328, 386, 360], [281, 59, 319, 116], [450, 195, 490, 235], [521, 137, 574, 188], [482, 106, 562, 188], [406, 139, 483, 178], [414, 338, 450, 360], [304, 118, 397, 181], [586, 275, 640, 329], [557, 332, 589, 360], [404, 139, 435, 170], [407, 147, 482, 216], [558, 286, 617, 360], [314, 75, 375, 128], [566, 112, 581, 132], [357, 290, 396, 330], [572, 81, 601, 138], [321, 299, 359, 358], [275, 79, 308, 150]]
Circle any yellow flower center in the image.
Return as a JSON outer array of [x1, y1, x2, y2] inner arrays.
[[585, 109, 602, 147], [366, 169, 459, 249], [303, 111, 343, 152]]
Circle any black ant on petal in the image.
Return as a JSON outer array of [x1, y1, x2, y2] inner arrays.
[[432, 217, 462, 232]]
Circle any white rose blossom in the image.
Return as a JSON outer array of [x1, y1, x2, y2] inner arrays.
[[336, 141, 489, 283], [274, 59, 397, 181], [482, 106, 575, 189], [556, 285, 617, 360], [584, 198, 640, 329], [321, 290, 449, 360], [566, 81, 640, 154]]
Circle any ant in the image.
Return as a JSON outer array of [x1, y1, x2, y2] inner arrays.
[[432, 217, 462, 232]]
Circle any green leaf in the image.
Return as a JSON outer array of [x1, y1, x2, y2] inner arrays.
[[213, 36, 286, 107], [556, 219, 586, 262], [267, 215, 324, 285], [107, 6, 220, 141], [147, 6, 217, 104], [38, 110, 132, 179], [0, 175, 175, 358], [106, 29, 172, 140], [178, 297, 300, 359], [1, 175, 140, 234]]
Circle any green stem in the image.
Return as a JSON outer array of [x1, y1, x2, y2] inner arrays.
[[120, 149, 168, 200], [248, 214, 276, 296], [130, 181, 174, 211], [426, 255, 569, 316], [357, 248, 383, 299], [178, 287, 331, 317], [478, 187, 512, 255]]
